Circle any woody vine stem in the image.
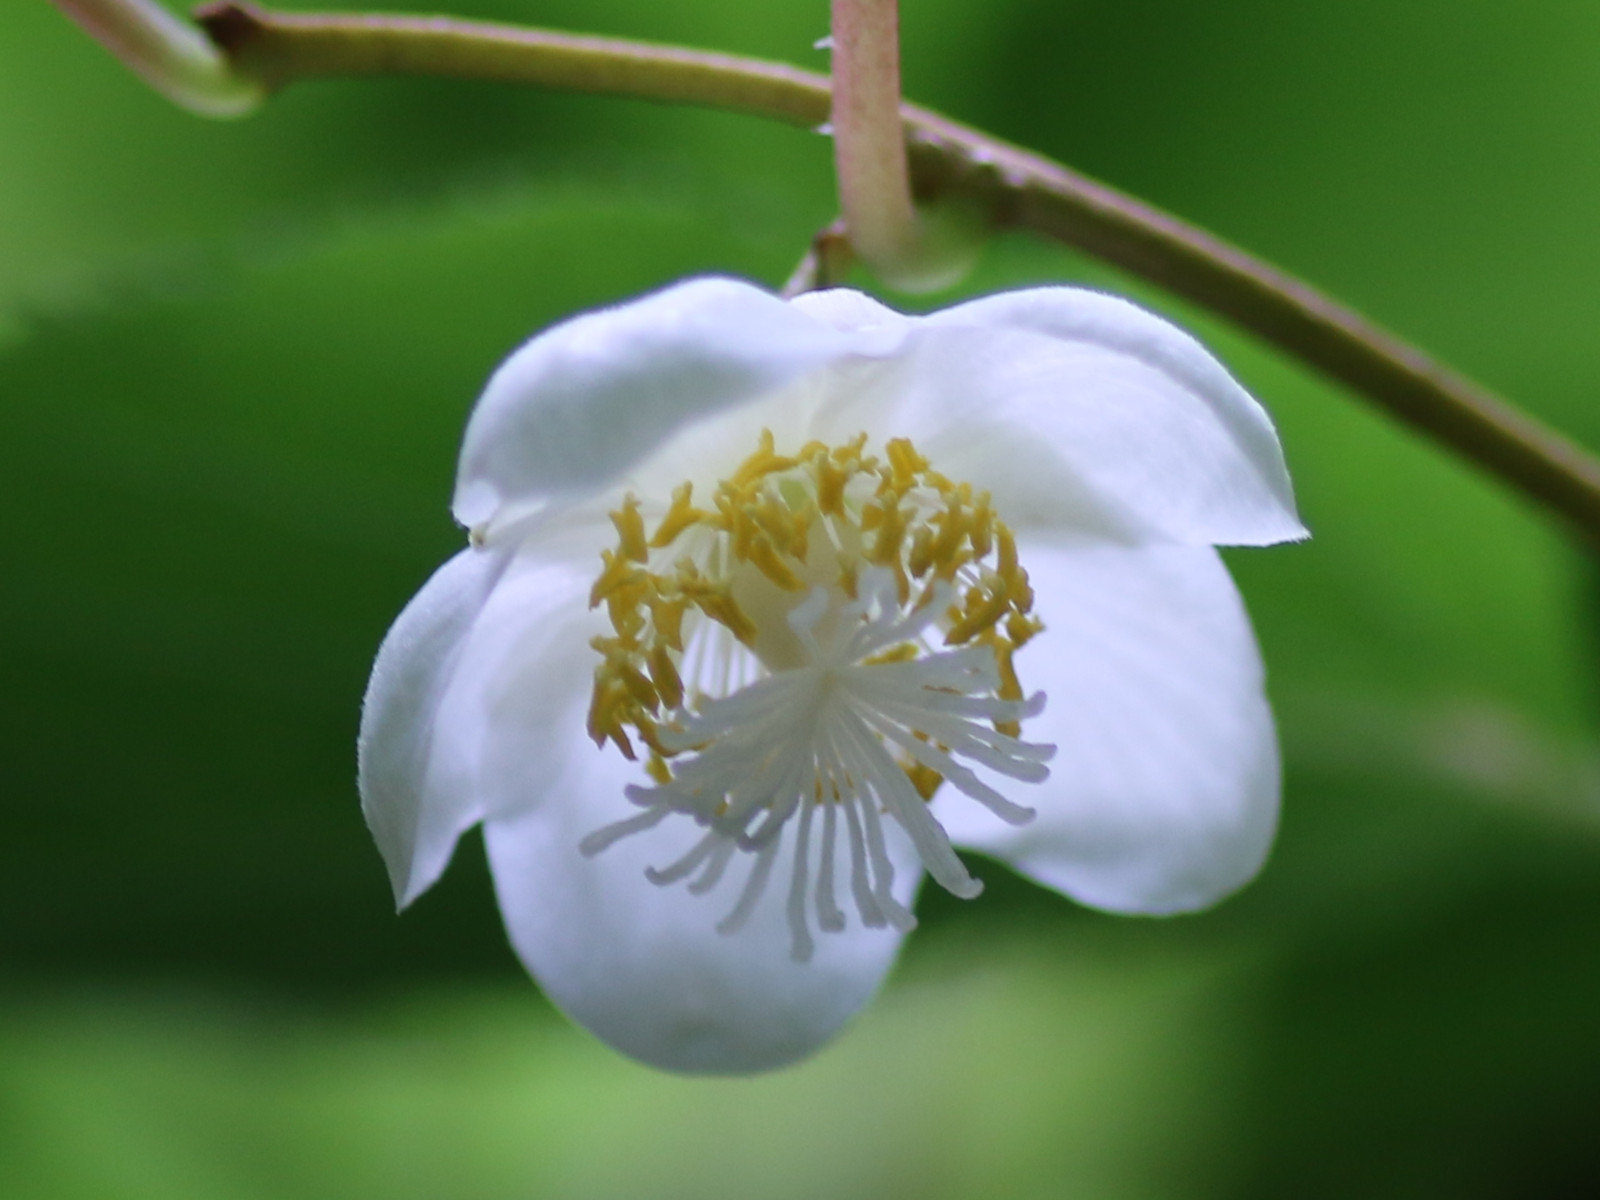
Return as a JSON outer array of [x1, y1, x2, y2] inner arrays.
[[49, 0, 1600, 543]]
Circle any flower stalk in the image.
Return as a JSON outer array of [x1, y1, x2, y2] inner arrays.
[[47, 0, 1600, 544], [828, 0, 922, 288]]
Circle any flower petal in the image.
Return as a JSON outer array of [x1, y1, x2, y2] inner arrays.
[[933, 542, 1279, 914], [806, 287, 1304, 548], [483, 697, 920, 1074], [358, 547, 506, 907], [453, 278, 903, 539], [788, 286, 908, 332], [360, 529, 602, 908], [426, 526, 602, 825]]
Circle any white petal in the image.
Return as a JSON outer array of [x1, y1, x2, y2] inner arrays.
[[933, 542, 1279, 914], [428, 525, 603, 826], [453, 278, 903, 538], [358, 547, 506, 907], [360, 526, 602, 909], [809, 287, 1305, 547], [788, 286, 909, 332], [483, 699, 920, 1073]]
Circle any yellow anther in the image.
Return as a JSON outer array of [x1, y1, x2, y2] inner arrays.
[[584, 687, 610, 745], [606, 590, 648, 640], [789, 501, 813, 563], [681, 581, 759, 647], [634, 712, 671, 758], [838, 558, 859, 599], [904, 760, 945, 802], [996, 524, 1019, 585], [746, 537, 805, 591], [988, 636, 1024, 737], [1006, 611, 1043, 647], [991, 636, 1023, 701], [651, 482, 707, 549], [832, 432, 870, 464], [1011, 569, 1035, 615], [726, 502, 756, 558], [862, 498, 913, 603], [586, 678, 638, 758], [867, 501, 908, 567], [611, 495, 649, 563], [589, 549, 645, 609], [649, 596, 687, 651], [929, 500, 969, 569], [969, 494, 994, 557], [946, 584, 1010, 645], [588, 632, 625, 658], [804, 450, 843, 517], [749, 493, 799, 552], [885, 438, 929, 489], [618, 660, 659, 710], [907, 525, 935, 579], [992, 522, 1035, 611], [874, 463, 903, 505], [730, 429, 798, 487], [863, 642, 919, 666], [645, 753, 673, 785], [649, 643, 684, 710]]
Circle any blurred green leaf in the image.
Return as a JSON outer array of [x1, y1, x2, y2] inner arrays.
[[7, 1, 1600, 1197]]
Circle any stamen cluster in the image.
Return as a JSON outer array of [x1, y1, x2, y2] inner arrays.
[[581, 431, 1053, 959]]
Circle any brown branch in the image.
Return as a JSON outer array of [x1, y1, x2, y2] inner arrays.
[[183, 2, 1600, 541]]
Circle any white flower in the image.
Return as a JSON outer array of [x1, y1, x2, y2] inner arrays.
[[358, 277, 1304, 1075]]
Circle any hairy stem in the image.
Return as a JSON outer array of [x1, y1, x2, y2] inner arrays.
[[828, 0, 921, 285], [74, 2, 1600, 541]]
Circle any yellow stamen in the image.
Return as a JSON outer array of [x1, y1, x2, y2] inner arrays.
[[650, 483, 707, 549], [746, 537, 806, 591], [729, 429, 798, 487], [589, 549, 644, 610], [862, 642, 919, 666], [814, 453, 851, 516], [946, 582, 1011, 645], [649, 596, 687, 651], [610, 494, 649, 563], [649, 644, 684, 711], [586, 429, 1043, 803], [905, 760, 945, 801], [645, 754, 673, 785], [884, 437, 929, 489]]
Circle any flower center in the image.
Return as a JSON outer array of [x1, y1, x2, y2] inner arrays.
[[580, 431, 1054, 960]]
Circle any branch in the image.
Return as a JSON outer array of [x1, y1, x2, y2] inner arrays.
[[82, 2, 1600, 542], [50, 0, 262, 116]]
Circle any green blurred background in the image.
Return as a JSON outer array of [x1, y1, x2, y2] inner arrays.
[[5, 1, 1600, 1196]]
